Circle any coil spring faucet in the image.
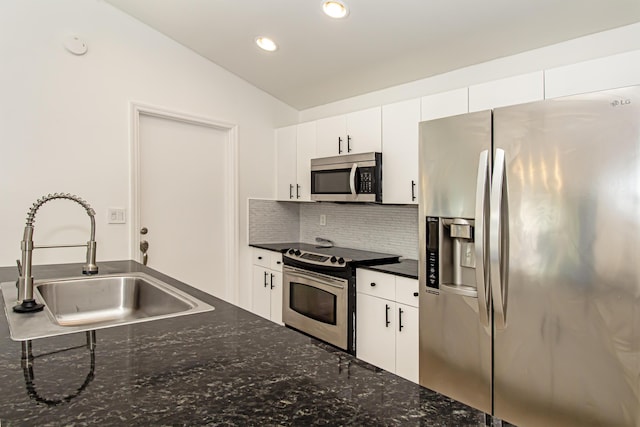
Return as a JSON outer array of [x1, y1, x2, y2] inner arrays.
[[14, 193, 98, 313]]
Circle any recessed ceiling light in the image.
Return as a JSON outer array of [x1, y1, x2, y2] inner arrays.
[[322, 0, 349, 19], [255, 36, 278, 52]]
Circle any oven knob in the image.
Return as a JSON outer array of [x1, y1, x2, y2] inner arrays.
[[330, 256, 337, 263], [294, 250, 302, 256], [338, 257, 345, 264], [288, 249, 295, 255]]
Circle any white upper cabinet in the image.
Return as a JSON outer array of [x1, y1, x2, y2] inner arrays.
[[421, 88, 469, 121], [469, 71, 544, 112], [382, 98, 421, 204], [544, 50, 640, 99], [347, 107, 382, 154], [316, 115, 346, 157], [316, 106, 382, 157], [295, 121, 316, 201], [275, 125, 297, 201], [275, 123, 316, 201]]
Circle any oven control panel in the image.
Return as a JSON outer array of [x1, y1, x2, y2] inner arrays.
[[284, 249, 351, 268]]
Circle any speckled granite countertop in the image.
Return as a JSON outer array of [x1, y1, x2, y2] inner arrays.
[[362, 259, 419, 280], [0, 261, 485, 426]]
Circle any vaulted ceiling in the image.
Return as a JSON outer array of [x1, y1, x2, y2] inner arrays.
[[105, 0, 640, 109]]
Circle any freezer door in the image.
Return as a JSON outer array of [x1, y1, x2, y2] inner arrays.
[[492, 86, 640, 427], [418, 111, 492, 413], [419, 110, 492, 219]]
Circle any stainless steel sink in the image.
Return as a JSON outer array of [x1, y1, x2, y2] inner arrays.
[[1, 272, 214, 341]]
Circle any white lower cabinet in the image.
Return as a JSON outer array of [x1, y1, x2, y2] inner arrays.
[[356, 269, 419, 383], [251, 248, 283, 325]]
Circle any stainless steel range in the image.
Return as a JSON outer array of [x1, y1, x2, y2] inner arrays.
[[282, 245, 399, 355]]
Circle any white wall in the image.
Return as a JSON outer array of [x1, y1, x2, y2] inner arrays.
[[0, 0, 298, 309], [300, 22, 640, 121]]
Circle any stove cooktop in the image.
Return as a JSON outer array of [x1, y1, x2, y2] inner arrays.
[[253, 242, 400, 267]]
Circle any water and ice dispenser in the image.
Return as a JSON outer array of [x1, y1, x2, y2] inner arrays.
[[425, 217, 478, 296]]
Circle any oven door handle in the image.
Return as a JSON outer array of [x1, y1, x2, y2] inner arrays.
[[349, 163, 358, 196], [284, 267, 346, 289]]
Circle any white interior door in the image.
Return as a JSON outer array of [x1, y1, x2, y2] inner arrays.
[[137, 111, 232, 299]]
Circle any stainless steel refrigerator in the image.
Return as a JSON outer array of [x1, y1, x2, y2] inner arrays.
[[418, 85, 640, 427]]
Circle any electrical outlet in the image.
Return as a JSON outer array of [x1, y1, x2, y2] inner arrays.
[[320, 214, 326, 226]]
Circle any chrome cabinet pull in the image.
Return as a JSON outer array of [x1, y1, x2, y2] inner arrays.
[[411, 180, 417, 201], [263, 271, 268, 287], [296, 184, 301, 199], [270, 273, 275, 289], [289, 184, 294, 199], [347, 135, 352, 152], [398, 307, 404, 331], [338, 137, 343, 154]]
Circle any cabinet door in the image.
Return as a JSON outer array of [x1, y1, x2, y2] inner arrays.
[[296, 121, 316, 201], [544, 50, 640, 99], [395, 303, 419, 383], [346, 107, 382, 154], [421, 88, 468, 121], [268, 270, 283, 325], [316, 115, 346, 157], [382, 99, 420, 204], [356, 293, 395, 372], [275, 126, 297, 200], [468, 72, 544, 112], [252, 266, 271, 320]]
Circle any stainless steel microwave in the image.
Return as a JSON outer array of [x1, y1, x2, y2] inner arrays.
[[310, 152, 382, 202]]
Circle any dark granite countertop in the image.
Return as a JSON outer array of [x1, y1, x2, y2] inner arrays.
[[0, 260, 485, 426], [362, 259, 419, 280]]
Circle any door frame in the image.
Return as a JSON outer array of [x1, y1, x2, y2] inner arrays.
[[129, 102, 239, 303]]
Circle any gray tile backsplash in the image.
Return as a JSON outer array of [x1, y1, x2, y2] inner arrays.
[[248, 199, 300, 243], [249, 199, 418, 259], [300, 203, 418, 259]]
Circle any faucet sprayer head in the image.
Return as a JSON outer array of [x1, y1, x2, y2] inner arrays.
[[14, 193, 99, 313]]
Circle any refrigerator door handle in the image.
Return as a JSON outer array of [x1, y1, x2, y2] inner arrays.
[[490, 148, 509, 330], [474, 150, 490, 327]]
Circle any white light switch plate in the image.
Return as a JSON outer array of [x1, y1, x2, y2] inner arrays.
[[108, 208, 126, 224]]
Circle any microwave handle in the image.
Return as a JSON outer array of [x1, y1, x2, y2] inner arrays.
[[349, 163, 358, 196]]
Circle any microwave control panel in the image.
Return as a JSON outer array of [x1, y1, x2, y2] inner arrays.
[[359, 167, 375, 194]]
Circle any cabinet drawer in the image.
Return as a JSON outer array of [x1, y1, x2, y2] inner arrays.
[[253, 248, 272, 268], [270, 253, 283, 272], [395, 277, 419, 308], [357, 269, 395, 300]]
